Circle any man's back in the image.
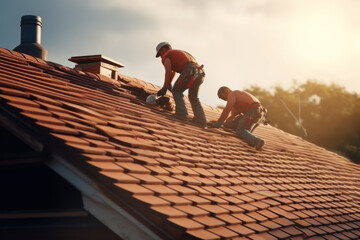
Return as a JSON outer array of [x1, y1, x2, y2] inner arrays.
[[232, 90, 260, 114]]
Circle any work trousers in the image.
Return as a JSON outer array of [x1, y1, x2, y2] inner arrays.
[[224, 106, 264, 146], [172, 62, 207, 125]]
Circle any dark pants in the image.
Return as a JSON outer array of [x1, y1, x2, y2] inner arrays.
[[224, 106, 264, 146], [172, 62, 207, 125]]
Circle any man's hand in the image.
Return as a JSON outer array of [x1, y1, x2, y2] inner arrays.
[[212, 122, 221, 128], [157, 87, 167, 96]]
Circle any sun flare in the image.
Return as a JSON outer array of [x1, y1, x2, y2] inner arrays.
[[288, 6, 348, 67]]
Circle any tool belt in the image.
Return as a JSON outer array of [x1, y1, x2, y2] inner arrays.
[[223, 104, 268, 131], [177, 62, 205, 89]]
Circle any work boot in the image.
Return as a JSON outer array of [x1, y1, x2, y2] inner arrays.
[[255, 139, 265, 151], [190, 118, 207, 128], [174, 114, 189, 122]]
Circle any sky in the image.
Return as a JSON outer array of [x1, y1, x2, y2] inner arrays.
[[1, 0, 360, 107]]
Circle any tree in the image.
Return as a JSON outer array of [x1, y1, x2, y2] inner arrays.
[[244, 80, 360, 163]]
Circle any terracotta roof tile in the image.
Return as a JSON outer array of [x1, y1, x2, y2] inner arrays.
[[174, 205, 208, 217], [1, 48, 360, 239], [247, 232, 278, 240], [159, 194, 192, 206], [227, 224, 255, 236], [207, 226, 238, 239], [185, 229, 220, 240]]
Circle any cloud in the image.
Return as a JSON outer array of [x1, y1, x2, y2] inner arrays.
[[1, 0, 360, 107]]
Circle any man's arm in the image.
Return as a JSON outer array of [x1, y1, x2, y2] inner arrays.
[[217, 93, 236, 124], [163, 58, 175, 88]]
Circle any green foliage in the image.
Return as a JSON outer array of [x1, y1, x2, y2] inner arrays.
[[244, 80, 360, 163]]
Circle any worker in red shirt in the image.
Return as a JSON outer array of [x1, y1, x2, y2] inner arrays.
[[212, 86, 266, 150], [155, 42, 207, 127]]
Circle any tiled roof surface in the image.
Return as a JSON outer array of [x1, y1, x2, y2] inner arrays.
[[1, 47, 360, 240]]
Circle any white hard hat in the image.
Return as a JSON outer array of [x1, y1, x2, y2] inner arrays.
[[146, 94, 158, 105], [155, 42, 171, 58]]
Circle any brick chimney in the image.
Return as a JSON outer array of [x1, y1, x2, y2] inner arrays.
[[13, 15, 48, 60], [68, 55, 124, 79]]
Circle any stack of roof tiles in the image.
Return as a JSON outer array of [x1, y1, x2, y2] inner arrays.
[[1, 47, 360, 240]]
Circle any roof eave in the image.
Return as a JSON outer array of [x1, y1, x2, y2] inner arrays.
[[46, 155, 162, 240]]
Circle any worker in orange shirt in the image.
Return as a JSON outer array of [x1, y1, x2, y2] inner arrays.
[[212, 86, 266, 150], [155, 42, 207, 127]]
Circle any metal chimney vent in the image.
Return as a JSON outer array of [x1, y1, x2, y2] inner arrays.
[[13, 15, 48, 60]]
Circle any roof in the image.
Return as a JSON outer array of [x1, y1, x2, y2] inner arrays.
[[1, 47, 360, 240]]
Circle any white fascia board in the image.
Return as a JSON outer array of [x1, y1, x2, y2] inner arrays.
[[46, 155, 162, 240]]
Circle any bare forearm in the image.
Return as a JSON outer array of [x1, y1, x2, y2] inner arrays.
[[217, 108, 231, 124], [164, 70, 175, 88]]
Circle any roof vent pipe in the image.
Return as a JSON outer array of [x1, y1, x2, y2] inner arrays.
[[13, 15, 48, 60]]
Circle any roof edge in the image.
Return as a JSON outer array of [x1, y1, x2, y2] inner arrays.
[[46, 155, 162, 240]]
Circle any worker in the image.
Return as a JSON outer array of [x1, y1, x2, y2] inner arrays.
[[212, 86, 266, 150], [155, 42, 207, 127]]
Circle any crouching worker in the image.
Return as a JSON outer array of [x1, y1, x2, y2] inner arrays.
[[212, 86, 266, 150], [155, 42, 207, 127]]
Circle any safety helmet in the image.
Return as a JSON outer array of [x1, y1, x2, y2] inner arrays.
[[155, 42, 171, 57]]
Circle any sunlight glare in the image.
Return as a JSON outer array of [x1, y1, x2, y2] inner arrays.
[[289, 7, 347, 67]]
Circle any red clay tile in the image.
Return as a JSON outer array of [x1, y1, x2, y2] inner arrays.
[[132, 155, 159, 166], [191, 176, 217, 186], [115, 162, 151, 174], [130, 148, 160, 158], [227, 224, 255, 235], [202, 186, 227, 196], [183, 195, 211, 205], [66, 142, 106, 154], [229, 185, 251, 194], [201, 195, 229, 205], [142, 184, 178, 196], [272, 217, 294, 227], [192, 215, 226, 228], [246, 211, 269, 222], [238, 203, 260, 213], [259, 220, 282, 230], [173, 174, 202, 186], [51, 133, 89, 145], [216, 214, 241, 225], [133, 194, 170, 207], [221, 205, 246, 214], [185, 229, 221, 240], [209, 177, 232, 186], [207, 226, 238, 239], [167, 185, 198, 196], [159, 195, 192, 206], [151, 205, 187, 218], [219, 195, 244, 205], [174, 205, 208, 217], [198, 204, 230, 216], [115, 183, 153, 195], [232, 213, 257, 224], [247, 232, 278, 240], [87, 161, 124, 171], [100, 171, 139, 183], [37, 122, 80, 135], [129, 173, 163, 184], [153, 175, 181, 185], [244, 222, 269, 232]]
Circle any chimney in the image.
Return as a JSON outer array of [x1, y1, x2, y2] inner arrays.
[[13, 15, 48, 60], [69, 55, 124, 79]]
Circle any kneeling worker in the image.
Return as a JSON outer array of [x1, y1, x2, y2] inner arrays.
[[212, 86, 265, 150]]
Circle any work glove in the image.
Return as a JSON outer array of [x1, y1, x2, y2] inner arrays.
[[212, 122, 222, 128], [157, 87, 167, 96]]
